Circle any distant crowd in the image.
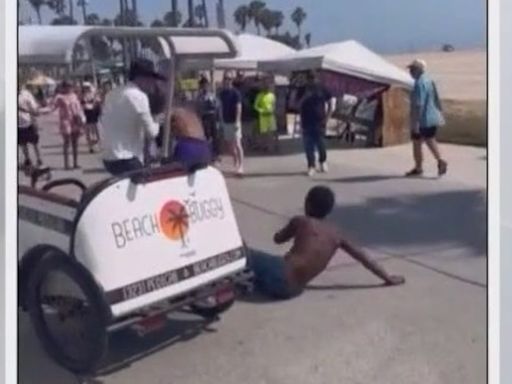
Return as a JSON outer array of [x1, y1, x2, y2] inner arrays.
[[18, 57, 448, 179]]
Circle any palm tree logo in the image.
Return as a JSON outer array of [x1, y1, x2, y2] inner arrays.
[[159, 200, 189, 247]]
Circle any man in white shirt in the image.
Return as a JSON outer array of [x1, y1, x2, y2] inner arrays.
[[100, 58, 167, 176], [18, 84, 43, 167]]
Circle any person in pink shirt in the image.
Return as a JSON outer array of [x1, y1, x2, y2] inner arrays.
[[51, 80, 86, 169]]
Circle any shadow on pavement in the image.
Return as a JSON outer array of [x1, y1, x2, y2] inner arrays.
[[19, 312, 216, 384], [331, 189, 487, 256], [95, 315, 216, 378], [227, 171, 306, 179], [329, 174, 439, 183], [244, 136, 360, 159], [305, 283, 385, 291]]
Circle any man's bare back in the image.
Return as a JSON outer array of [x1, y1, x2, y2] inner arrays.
[[275, 216, 340, 288], [248, 186, 405, 300]]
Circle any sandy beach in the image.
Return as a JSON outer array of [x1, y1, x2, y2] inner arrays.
[[387, 50, 487, 146]]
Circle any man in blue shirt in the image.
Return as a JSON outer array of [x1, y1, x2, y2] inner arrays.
[[218, 72, 244, 175], [406, 59, 448, 177], [292, 71, 333, 177]]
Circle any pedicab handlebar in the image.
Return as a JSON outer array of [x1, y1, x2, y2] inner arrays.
[[129, 161, 208, 185]]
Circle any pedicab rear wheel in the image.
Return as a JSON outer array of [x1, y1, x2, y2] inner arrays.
[[26, 252, 110, 374]]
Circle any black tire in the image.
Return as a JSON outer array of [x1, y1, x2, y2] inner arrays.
[[26, 251, 110, 374], [190, 297, 235, 319]]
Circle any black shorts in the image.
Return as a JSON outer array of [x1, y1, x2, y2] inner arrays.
[[84, 107, 101, 124], [18, 125, 39, 146], [411, 126, 438, 140], [103, 158, 144, 176]]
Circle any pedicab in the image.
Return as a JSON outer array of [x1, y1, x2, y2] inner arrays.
[[18, 26, 251, 374]]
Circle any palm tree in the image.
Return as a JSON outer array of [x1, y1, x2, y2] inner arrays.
[[46, 0, 66, 16], [131, 0, 138, 23], [217, 0, 226, 28], [151, 19, 165, 27], [291, 6, 307, 38], [51, 15, 77, 25], [233, 5, 249, 32], [201, 0, 209, 27], [259, 8, 273, 36], [77, 0, 89, 24], [85, 12, 100, 25], [248, 0, 266, 35], [163, 10, 182, 27], [68, 0, 74, 20], [271, 10, 284, 34], [187, 0, 195, 27], [171, 0, 179, 27], [194, 4, 205, 27], [28, 0, 45, 24], [304, 32, 312, 48]]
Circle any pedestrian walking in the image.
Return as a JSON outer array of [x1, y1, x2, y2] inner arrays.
[[405, 59, 448, 177], [291, 71, 334, 177]]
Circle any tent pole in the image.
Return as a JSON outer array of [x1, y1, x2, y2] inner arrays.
[[162, 38, 178, 161], [85, 37, 98, 87]]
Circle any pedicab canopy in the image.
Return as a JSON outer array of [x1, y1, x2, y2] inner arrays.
[[18, 26, 240, 65], [19, 25, 240, 157]]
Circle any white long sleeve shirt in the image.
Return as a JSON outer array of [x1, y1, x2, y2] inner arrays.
[[100, 82, 159, 162]]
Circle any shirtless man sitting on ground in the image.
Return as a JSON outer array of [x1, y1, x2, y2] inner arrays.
[[248, 186, 405, 299]]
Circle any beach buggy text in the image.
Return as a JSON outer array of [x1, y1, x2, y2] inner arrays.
[[110, 194, 226, 249]]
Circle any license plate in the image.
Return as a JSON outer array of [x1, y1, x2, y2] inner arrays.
[[215, 287, 235, 304]]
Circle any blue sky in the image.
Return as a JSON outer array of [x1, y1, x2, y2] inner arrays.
[[19, 0, 486, 54]]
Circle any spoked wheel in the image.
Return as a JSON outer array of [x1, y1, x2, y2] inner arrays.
[[26, 252, 110, 374], [190, 283, 236, 319]]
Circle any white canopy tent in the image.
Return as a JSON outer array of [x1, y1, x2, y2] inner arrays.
[[215, 33, 296, 70], [258, 40, 413, 89], [180, 33, 296, 72]]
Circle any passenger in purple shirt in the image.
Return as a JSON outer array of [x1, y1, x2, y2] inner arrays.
[[170, 108, 211, 170]]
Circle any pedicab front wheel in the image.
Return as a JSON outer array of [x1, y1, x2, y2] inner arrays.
[[26, 252, 110, 374]]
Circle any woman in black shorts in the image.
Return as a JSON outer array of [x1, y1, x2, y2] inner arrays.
[[81, 82, 101, 153]]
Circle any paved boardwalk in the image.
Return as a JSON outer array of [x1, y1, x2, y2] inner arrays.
[[19, 114, 486, 384]]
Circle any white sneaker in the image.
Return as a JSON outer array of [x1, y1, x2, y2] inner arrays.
[[307, 167, 316, 177], [236, 166, 245, 176], [320, 162, 329, 173]]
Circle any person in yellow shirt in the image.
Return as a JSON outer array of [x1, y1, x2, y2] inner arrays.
[[254, 76, 277, 152]]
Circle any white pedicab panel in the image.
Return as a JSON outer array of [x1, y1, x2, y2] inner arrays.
[[18, 193, 76, 259], [73, 167, 246, 317]]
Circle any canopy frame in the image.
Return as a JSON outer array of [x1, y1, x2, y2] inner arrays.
[[19, 26, 240, 159]]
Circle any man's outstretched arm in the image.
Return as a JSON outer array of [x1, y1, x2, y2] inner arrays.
[[339, 236, 405, 286], [273, 217, 299, 244]]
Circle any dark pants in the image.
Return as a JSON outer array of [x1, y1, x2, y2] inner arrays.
[[103, 158, 144, 176], [201, 114, 220, 159], [302, 128, 327, 168], [247, 250, 303, 300]]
